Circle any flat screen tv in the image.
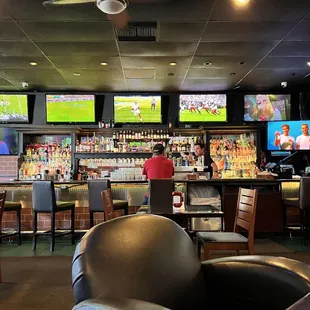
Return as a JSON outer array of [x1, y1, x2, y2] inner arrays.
[[46, 94, 95, 123], [0, 94, 28, 123], [114, 95, 162, 123], [179, 94, 227, 122], [267, 120, 310, 150], [244, 94, 290, 122], [0, 128, 18, 155]]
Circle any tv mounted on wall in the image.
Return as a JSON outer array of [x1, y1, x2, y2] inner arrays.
[[0, 94, 28, 123]]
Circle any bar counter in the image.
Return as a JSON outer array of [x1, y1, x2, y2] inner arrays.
[[0, 178, 300, 233]]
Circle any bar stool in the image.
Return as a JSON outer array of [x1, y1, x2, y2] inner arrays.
[[32, 181, 75, 252], [283, 177, 310, 245], [88, 180, 128, 227], [1, 201, 22, 245]]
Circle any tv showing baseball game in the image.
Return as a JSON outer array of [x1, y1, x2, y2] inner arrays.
[[46, 94, 95, 123], [114, 95, 162, 123], [0, 94, 28, 123], [179, 94, 227, 122], [244, 94, 290, 122], [0, 128, 18, 155], [267, 120, 310, 150]]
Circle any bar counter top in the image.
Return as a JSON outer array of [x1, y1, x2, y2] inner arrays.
[[0, 178, 300, 186]]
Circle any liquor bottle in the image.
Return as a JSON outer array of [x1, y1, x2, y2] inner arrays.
[[101, 119, 105, 128], [112, 132, 116, 140], [168, 117, 173, 128]]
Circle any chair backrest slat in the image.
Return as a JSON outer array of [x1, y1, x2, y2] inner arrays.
[[32, 181, 56, 212], [101, 189, 114, 221], [234, 188, 258, 238]]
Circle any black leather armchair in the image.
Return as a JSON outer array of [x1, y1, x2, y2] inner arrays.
[[72, 214, 310, 310]]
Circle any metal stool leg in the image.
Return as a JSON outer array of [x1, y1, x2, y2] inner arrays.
[[50, 212, 55, 252], [71, 207, 75, 245], [16, 209, 21, 245], [32, 211, 38, 251]]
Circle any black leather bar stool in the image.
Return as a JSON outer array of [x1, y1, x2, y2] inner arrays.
[[1, 201, 22, 245], [32, 181, 75, 252], [283, 177, 310, 245], [88, 179, 128, 228]]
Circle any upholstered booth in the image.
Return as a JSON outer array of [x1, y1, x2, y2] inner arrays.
[[72, 214, 310, 310]]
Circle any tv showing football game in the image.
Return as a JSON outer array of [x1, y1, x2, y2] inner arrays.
[[267, 120, 310, 150], [0, 128, 18, 155], [244, 94, 290, 122], [114, 95, 162, 123], [46, 94, 95, 123], [0, 94, 28, 123], [179, 94, 227, 122]]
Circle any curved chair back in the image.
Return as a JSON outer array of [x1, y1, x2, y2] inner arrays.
[[72, 214, 207, 310], [32, 181, 56, 212], [88, 180, 111, 212], [299, 177, 310, 210]]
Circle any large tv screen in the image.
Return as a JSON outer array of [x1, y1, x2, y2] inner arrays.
[[267, 120, 310, 150], [0, 94, 28, 123], [244, 94, 290, 122], [179, 94, 227, 122], [0, 128, 18, 155], [46, 94, 95, 123], [114, 95, 162, 123]]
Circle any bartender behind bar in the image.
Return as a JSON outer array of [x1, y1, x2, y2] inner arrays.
[[182, 142, 219, 178]]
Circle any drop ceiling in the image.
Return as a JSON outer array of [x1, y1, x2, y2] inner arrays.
[[0, 0, 310, 92]]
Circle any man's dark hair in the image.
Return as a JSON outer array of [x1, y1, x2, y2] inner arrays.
[[194, 142, 205, 150], [153, 143, 165, 155]]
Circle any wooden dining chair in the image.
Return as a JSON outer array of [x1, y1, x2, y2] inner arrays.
[[196, 187, 258, 260], [101, 188, 115, 222], [0, 190, 7, 283]]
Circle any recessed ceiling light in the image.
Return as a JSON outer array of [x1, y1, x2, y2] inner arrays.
[[233, 85, 241, 89], [73, 72, 81, 76], [204, 61, 212, 66], [235, 0, 249, 4], [101, 62, 108, 66], [167, 72, 174, 76], [229, 72, 236, 76], [29, 62, 37, 66], [169, 62, 177, 66], [307, 62, 310, 66], [239, 61, 246, 65]]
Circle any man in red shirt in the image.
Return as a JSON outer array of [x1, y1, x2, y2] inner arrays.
[[141, 143, 174, 205]]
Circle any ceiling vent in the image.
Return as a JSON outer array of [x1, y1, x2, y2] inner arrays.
[[116, 22, 157, 41]]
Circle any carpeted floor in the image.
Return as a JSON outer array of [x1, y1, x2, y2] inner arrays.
[[0, 256, 73, 310]]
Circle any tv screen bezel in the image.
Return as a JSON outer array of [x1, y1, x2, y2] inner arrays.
[[0, 93, 29, 124], [178, 94, 228, 123], [45, 93, 96, 124], [243, 93, 291, 123], [113, 94, 163, 124], [0, 127, 19, 156]]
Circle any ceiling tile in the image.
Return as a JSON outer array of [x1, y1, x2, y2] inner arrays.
[[270, 41, 310, 56], [59, 69, 124, 80], [49, 56, 122, 69], [19, 21, 114, 42], [0, 68, 68, 85], [0, 42, 42, 57], [119, 42, 197, 57], [0, 21, 29, 41], [190, 56, 260, 68], [257, 56, 310, 69], [211, 0, 310, 21], [202, 21, 295, 42], [0, 76, 14, 87], [121, 56, 192, 69], [36, 42, 118, 56], [186, 68, 247, 79], [125, 69, 155, 79], [196, 42, 277, 56], [159, 22, 205, 42], [69, 80, 127, 91], [127, 79, 181, 91], [285, 20, 310, 41], [155, 68, 187, 79], [3, 0, 107, 21], [181, 79, 233, 91], [0, 56, 53, 69]]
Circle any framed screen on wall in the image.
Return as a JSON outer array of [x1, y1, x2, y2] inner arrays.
[[114, 95, 162, 123], [46, 94, 95, 123], [244, 94, 291, 122], [0, 94, 28, 123], [267, 120, 310, 150], [0, 128, 18, 155], [179, 94, 227, 122]]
